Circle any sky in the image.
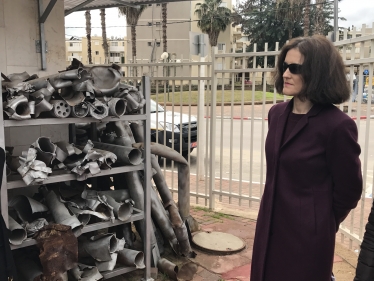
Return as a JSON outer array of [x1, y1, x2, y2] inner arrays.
[[64, 0, 374, 38]]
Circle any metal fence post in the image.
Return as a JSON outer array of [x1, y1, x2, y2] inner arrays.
[[209, 47, 217, 210]]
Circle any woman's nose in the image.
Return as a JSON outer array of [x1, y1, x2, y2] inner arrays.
[[283, 68, 291, 78]]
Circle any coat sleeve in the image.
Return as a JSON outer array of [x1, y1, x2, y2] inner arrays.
[[326, 118, 362, 231]]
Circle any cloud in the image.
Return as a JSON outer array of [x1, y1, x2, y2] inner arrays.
[[338, 1, 374, 29], [65, 8, 126, 38]]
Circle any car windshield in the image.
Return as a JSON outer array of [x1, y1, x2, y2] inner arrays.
[[150, 99, 164, 113]]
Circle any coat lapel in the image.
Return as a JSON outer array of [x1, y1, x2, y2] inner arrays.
[[281, 102, 325, 148], [273, 100, 293, 155]]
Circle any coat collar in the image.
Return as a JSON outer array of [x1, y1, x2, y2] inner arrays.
[[274, 98, 324, 151]]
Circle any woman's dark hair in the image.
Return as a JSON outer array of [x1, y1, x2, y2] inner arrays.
[[274, 35, 350, 105]]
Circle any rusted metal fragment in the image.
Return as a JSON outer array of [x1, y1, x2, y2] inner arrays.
[[157, 258, 178, 281], [34, 224, 78, 280], [95, 253, 117, 272]]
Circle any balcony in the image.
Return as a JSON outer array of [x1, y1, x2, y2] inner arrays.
[[109, 46, 125, 52]]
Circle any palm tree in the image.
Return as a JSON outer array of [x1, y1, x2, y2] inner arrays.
[[162, 3, 167, 52], [194, 0, 231, 47], [118, 5, 147, 60], [85, 10, 92, 64], [100, 9, 109, 63]]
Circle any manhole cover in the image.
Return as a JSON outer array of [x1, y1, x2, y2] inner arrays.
[[192, 231, 245, 254]]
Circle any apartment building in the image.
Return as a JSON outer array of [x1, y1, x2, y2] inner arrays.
[[127, 1, 233, 62], [65, 36, 127, 66]]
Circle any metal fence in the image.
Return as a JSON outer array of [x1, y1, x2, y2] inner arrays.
[[119, 23, 374, 251]]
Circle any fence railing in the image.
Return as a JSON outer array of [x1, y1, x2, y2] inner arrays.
[[117, 24, 374, 252]]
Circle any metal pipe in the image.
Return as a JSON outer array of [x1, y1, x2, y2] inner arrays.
[[104, 121, 160, 266], [8, 216, 27, 245], [334, 0, 339, 42], [150, 186, 179, 254], [117, 249, 145, 269], [91, 141, 142, 166], [130, 124, 196, 257]]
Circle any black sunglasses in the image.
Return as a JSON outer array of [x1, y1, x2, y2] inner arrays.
[[283, 62, 302, 74]]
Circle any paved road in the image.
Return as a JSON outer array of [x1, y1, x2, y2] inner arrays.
[[164, 118, 374, 197]]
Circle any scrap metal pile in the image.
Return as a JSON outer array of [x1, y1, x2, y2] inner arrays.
[[3, 60, 200, 281], [1, 59, 145, 120]]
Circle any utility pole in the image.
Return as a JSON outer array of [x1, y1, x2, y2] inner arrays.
[[334, 0, 338, 41]]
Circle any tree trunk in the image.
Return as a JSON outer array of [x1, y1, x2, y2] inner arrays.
[[303, 0, 310, 37], [315, 0, 324, 35], [131, 25, 136, 58], [288, 27, 293, 40], [162, 3, 167, 53], [100, 9, 109, 63], [131, 25, 137, 77], [85, 10, 92, 64], [209, 30, 220, 47]]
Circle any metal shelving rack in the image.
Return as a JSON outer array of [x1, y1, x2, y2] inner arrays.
[[0, 76, 153, 280]]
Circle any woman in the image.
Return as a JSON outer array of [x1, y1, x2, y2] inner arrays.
[[250, 36, 362, 281]]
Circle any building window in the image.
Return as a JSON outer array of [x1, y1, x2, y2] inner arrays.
[[148, 42, 152, 47], [217, 43, 226, 51], [156, 42, 160, 47], [110, 52, 120, 57], [95, 51, 99, 55], [148, 3, 152, 6], [156, 3, 160, 6], [148, 22, 152, 26], [111, 42, 118, 46], [94, 41, 99, 45], [156, 22, 161, 26], [69, 43, 73, 47], [71, 53, 74, 56], [122, 42, 125, 46]]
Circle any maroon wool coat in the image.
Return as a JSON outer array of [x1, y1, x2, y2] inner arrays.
[[250, 99, 362, 281]]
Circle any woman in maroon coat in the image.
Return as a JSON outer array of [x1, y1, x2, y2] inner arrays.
[[250, 36, 363, 281]]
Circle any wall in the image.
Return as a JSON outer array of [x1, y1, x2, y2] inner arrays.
[[0, 0, 67, 156]]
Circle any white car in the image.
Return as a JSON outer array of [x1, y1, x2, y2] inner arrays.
[[150, 100, 197, 156]]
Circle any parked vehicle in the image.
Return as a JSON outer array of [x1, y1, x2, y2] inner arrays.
[[150, 100, 197, 156]]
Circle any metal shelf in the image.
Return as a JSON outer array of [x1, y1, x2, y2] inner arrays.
[[1, 76, 153, 280], [4, 114, 146, 127], [10, 208, 144, 250], [7, 164, 144, 189], [102, 266, 138, 279]]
